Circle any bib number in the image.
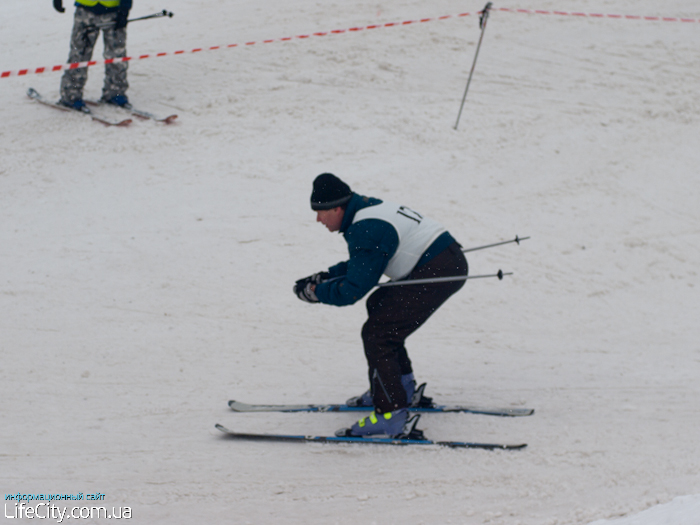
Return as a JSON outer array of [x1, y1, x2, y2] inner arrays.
[[397, 206, 423, 224]]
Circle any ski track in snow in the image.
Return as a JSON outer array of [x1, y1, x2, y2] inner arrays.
[[1, 1, 699, 524]]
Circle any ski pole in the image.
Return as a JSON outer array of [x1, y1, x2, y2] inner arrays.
[[454, 1, 492, 130], [94, 9, 174, 30], [377, 270, 511, 287], [462, 235, 530, 253], [126, 9, 174, 23]]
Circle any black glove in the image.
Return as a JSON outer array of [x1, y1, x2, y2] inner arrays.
[[294, 272, 329, 290], [53, 0, 65, 13], [295, 282, 319, 304], [293, 272, 329, 303], [114, 0, 132, 29]]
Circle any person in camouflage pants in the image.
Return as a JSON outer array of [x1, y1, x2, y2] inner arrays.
[[54, 0, 132, 109]]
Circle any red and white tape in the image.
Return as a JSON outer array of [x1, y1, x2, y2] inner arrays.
[[1, 12, 475, 79], [2, 7, 698, 79], [496, 6, 700, 22]]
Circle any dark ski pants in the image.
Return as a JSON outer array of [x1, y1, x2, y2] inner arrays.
[[60, 6, 128, 104], [362, 242, 468, 413]]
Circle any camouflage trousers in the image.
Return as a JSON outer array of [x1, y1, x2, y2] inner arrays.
[[60, 6, 128, 104]]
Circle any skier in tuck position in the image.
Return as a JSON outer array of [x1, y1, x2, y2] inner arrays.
[[294, 173, 469, 438], [53, 0, 132, 110]]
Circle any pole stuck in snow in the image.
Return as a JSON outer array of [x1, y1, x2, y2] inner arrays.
[[454, 2, 493, 130], [377, 270, 511, 288]]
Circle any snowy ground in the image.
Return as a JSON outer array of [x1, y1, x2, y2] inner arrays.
[[1, 1, 699, 524]]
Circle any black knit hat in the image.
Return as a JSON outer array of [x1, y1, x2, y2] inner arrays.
[[310, 173, 352, 210]]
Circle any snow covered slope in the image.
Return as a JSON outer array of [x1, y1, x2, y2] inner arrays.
[[590, 495, 700, 525], [1, 1, 699, 524]]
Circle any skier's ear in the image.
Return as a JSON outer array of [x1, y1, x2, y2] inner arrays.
[[53, 0, 65, 13]]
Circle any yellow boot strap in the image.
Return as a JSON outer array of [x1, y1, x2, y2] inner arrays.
[[358, 411, 392, 427]]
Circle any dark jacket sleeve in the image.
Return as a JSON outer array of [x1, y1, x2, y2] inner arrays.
[[315, 219, 398, 306], [326, 261, 348, 279]]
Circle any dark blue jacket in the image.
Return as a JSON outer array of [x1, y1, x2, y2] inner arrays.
[[314, 193, 455, 306]]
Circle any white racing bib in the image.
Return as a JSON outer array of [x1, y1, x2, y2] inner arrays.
[[352, 201, 447, 280]]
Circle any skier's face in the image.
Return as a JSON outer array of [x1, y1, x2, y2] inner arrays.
[[316, 207, 344, 232]]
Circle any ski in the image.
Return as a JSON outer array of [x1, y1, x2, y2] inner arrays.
[[27, 88, 131, 127], [228, 399, 533, 417], [215, 424, 526, 450], [85, 99, 178, 124]]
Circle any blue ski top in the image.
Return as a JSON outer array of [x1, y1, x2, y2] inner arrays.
[[314, 193, 455, 306]]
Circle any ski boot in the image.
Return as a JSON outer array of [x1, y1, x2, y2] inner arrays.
[[346, 373, 435, 409], [345, 389, 373, 407], [58, 98, 88, 112], [409, 382, 435, 408], [102, 94, 131, 108], [335, 409, 424, 439]]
